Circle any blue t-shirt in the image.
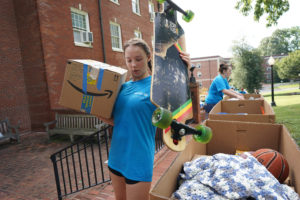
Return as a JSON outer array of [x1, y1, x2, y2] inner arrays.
[[205, 74, 230, 104], [108, 76, 157, 182]]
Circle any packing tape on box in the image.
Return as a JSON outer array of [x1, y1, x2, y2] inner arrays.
[[82, 64, 88, 94], [81, 94, 93, 114], [80, 64, 105, 113], [97, 68, 104, 91], [83, 64, 105, 92]]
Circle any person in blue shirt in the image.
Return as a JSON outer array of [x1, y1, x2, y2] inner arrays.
[[105, 38, 191, 200], [239, 88, 247, 94], [204, 64, 244, 113]]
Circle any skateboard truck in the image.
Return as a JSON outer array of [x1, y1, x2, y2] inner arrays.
[[171, 119, 212, 145], [152, 107, 212, 145], [170, 120, 200, 141], [156, 0, 194, 22]]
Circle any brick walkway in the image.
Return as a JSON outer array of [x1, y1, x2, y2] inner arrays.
[[0, 132, 178, 200]]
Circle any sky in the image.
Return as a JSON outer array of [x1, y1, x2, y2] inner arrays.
[[172, 0, 300, 58]]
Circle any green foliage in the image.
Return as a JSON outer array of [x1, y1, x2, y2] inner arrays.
[[276, 50, 300, 80], [258, 27, 300, 56], [231, 40, 264, 93], [274, 102, 300, 147], [235, 0, 289, 27], [263, 92, 300, 147]]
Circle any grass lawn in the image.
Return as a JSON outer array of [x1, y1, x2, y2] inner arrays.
[[263, 89, 300, 97], [274, 83, 299, 89], [263, 91, 300, 147]]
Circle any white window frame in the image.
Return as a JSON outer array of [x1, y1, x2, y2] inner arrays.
[[197, 71, 202, 78], [132, 0, 141, 15], [134, 30, 142, 39], [149, 1, 155, 22], [110, 22, 123, 52], [110, 0, 119, 5], [70, 7, 92, 47]]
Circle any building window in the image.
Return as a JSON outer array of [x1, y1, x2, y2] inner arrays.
[[132, 0, 140, 15], [134, 30, 142, 39], [197, 71, 202, 78], [110, 0, 119, 5], [149, 2, 154, 21], [110, 22, 122, 51], [71, 8, 93, 46]]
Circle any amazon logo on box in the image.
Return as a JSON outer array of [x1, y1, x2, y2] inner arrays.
[[59, 59, 127, 118]]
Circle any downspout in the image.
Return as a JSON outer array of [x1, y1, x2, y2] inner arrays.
[[98, 0, 106, 63]]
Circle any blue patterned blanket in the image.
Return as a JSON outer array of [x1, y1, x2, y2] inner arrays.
[[174, 153, 300, 200]]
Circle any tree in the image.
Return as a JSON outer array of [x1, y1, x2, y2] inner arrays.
[[235, 0, 289, 27], [231, 41, 264, 93], [276, 50, 300, 80], [258, 27, 300, 56]]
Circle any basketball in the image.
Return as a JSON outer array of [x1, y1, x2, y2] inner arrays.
[[252, 148, 289, 183]]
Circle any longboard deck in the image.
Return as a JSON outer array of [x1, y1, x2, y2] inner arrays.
[[151, 12, 192, 151]]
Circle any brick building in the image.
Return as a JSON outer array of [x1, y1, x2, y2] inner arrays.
[[1, 0, 158, 133], [191, 56, 231, 91], [191, 55, 287, 94]]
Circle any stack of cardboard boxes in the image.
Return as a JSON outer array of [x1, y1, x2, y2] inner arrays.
[[150, 94, 300, 199], [59, 61, 300, 198]]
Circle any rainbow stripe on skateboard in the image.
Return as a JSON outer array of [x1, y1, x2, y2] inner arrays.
[[164, 99, 192, 134]]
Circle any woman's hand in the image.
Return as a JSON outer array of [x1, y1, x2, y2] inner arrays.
[[237, 94, 245, 100], [223, 89, 245, 100], [180, 51, 191, 69]]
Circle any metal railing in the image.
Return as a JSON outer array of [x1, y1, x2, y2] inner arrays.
[[50, 126, 165, 200], [50, 126, 111, 200]]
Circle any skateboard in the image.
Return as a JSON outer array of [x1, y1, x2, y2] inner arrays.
[[150, 0, 212, 152]]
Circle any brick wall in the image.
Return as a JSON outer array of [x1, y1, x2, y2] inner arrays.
[[101, 0, 156, 68], [191, 57, 220, 90], [1, 0, 158, 131], [0, 0, 31, 132], [37, 0, 157, 111], [13, 0, 51, 130]]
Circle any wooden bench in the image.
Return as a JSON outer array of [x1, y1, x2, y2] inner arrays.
[[0, 118, 20, 143], [44, 113, 108, 142]]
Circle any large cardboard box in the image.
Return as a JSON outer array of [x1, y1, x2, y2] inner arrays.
[[150, 120, 300, 199], [59, 59, 127, 118], [209, 99, 275, 123], [223, 93, 263, 100]]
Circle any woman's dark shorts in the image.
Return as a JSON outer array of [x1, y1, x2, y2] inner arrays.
[[108, 166, 140, 185], [203, 103, 217, 113]]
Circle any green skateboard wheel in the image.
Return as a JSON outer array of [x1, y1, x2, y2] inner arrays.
[[156, 0, 165, 3], [152, 107, 172, 129], [182, 10, 194, 22], [193, 125, 212, 144]]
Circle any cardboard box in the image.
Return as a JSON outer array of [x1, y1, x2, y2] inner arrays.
[[224, 93, 263, 100], [59, 59, 127, 118], [150, 120, 300, 199], [209, 99, 275, 123]]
